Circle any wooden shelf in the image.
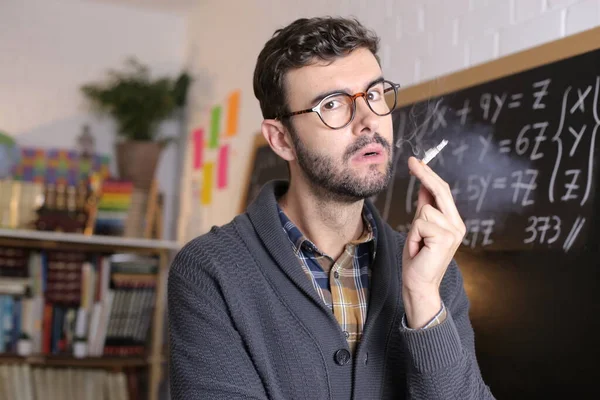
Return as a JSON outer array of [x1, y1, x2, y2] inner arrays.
[[0, 229, 173, 400], [0, 354, 150, 368], [0, 228, 180, 253]]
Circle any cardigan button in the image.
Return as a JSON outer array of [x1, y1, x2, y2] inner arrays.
[[334, 349, 351, 366]]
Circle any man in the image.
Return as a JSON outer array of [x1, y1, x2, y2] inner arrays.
[[168, 16, 494, 399]]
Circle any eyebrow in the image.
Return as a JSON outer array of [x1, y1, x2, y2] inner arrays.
[[309, 76, 385, 106]]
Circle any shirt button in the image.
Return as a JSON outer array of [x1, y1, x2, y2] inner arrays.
[[334, 349, 351, 366], [334, 271, 339, 279], [343, 331, 350, 339]]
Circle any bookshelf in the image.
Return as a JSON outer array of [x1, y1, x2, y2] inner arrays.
[[0, 354, 150, 368], [0, 228, 179, 400], [0, 229, 179, 252]]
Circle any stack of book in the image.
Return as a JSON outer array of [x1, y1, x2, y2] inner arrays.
[[0, 247, 157, 358], [101, 253, 158, 357], [94, 179, 134, 236]]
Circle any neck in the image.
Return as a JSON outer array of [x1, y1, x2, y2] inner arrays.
[[279, 178, 365, 260]]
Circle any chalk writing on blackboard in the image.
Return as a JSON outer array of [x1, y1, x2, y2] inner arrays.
[[378, 66, 600, 252]]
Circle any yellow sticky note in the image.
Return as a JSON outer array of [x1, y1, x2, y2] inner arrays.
[[201, 162, 214, 205], [225, 90, 241, 137]]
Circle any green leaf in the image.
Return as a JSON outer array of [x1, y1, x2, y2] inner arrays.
[[80, 57, 191, 141]]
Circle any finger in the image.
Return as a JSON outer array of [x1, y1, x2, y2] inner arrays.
[[414, 184, 435, 220], [408, 156, 466, 236], [405, 218, 454, 259], [409, 156, 451, 201], [415, 202, 458, 236], [408, 157, 463, 229]]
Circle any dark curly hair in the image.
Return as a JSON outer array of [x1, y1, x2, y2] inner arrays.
[[253, 17, 380, 122]]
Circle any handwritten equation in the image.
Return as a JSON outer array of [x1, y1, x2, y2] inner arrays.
[[385, 75, 600, 252]]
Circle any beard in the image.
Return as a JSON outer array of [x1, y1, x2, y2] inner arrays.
[[290, 128, 393, 202]]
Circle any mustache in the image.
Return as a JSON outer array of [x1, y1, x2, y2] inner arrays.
[[343, 133, 391, 162]]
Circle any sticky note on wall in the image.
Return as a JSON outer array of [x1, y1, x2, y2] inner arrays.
[[217, 144, 229, 189], [225, 90, 241, 137], [209, 106, 221, 149], [192, 128, 204, 169], [201, 162, 214, 205]]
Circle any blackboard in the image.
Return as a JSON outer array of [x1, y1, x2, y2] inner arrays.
[[375, 30, 600, 398], [240, 28, 600, 398], [239, 134, 288, 212], [373, 48, 599, 253]]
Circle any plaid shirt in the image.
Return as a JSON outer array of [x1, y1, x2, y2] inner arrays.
[[278, 204, 377, 354]]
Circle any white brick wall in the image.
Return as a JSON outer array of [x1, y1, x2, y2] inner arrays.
[[566, 0, 600, 34], [500, 7, 565, 55], [459, 1, 513, 41], [513, 0, 546, 23], [398, 3, 425, 36], [547, 0, 581, 9], [180, 0, 600, 237], [467, 31, 499, 66]]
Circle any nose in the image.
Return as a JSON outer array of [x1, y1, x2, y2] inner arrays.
[[352, 95, 379, 136]]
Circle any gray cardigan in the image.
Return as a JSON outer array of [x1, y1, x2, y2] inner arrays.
[[168, 181, 494, 399]]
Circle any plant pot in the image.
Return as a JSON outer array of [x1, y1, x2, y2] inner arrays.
[[115, 141, 163, 190]]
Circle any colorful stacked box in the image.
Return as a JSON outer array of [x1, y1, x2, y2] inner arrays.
[[11, 147, 111, 186], [94, 180, 134, 236]]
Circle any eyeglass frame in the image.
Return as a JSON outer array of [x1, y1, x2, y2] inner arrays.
[[277, 79, 401, 130]]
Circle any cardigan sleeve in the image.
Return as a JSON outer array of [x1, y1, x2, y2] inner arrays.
[[399, 259, 496, 399], [167, 250, 269, 400]]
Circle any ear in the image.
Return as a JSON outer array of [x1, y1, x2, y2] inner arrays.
[[261, 119, 296, 162]]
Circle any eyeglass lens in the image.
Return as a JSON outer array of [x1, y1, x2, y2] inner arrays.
[[319, 80, 397, 129]]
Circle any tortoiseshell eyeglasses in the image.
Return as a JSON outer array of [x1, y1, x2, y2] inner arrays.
[[278, 79, 400, 130]]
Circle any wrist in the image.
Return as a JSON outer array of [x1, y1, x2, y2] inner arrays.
[[402, 289, 442, 329]]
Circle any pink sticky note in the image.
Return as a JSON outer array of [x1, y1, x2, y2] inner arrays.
[[217, 144, 229, 189], [193, 129, 204, 169]]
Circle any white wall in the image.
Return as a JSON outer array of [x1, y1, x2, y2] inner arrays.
[[178, 0, 600, 242], [0, 0, 187, 239]]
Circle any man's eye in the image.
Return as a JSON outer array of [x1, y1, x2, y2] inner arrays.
[[368, 90, 382, 101], [323, 100, 342, 110]]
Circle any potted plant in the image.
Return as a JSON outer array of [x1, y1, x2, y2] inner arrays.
[[81, 58, 190, 189]]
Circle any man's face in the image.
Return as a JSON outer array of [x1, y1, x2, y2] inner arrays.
[[284, 47, 394, 201]]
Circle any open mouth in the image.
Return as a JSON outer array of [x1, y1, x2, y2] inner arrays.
[[363, 151, 380, 157], [357, 143, 385, 158]]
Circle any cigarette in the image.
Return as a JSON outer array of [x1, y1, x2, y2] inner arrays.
[[421, 139, 448, 164]]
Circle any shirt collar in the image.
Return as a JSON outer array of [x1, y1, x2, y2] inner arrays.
[[277, 203, 378, 257]]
